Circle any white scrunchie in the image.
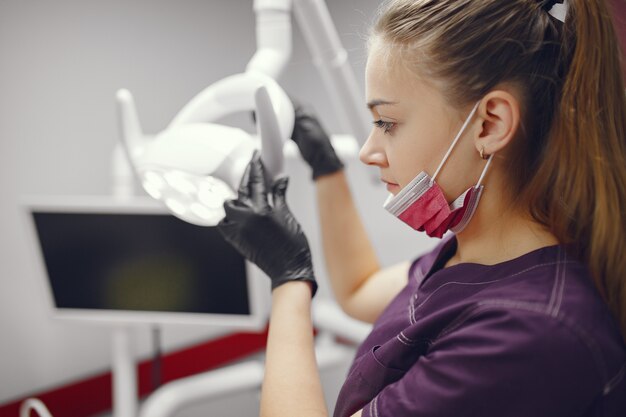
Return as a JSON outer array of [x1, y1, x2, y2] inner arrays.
[[548, 0, 568, 23]]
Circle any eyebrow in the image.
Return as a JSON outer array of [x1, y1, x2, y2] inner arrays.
[[367, 99, 398, 110]]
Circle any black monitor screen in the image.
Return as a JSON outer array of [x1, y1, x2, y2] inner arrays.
[[32, 212, 250, 315]]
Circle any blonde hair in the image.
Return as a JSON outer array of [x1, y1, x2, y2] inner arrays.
[[372, 0, 626, 337]]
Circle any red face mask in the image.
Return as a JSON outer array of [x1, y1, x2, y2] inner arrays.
[[384, 102, 494, 238]]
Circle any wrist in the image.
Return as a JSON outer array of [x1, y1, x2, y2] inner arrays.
[[271, 270, 318, 297], [272, 281, 315, 310], [313, 167, 344, 182]]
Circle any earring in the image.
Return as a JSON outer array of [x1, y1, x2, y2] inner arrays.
[[480, 146, 489, 160]]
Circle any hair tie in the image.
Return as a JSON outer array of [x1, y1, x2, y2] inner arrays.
[[542, 0, 560, 10], [542, 0, 568, 23]]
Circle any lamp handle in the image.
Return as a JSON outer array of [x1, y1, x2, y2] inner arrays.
[[254, 85, 285, 180]]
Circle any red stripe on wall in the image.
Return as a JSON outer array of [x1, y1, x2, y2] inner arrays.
[[0, 328, 269, 417]]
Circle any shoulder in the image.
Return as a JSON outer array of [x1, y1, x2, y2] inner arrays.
[[454, 249, 624, 361], [428, 305, 603, 406], [432, 293, 625, 399], [479, 253, 625, 378]]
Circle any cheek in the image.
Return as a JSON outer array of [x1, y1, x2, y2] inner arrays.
[[390, 121, 453, 185], [387, 136, 426, 187], [389, 127, 445, 187]]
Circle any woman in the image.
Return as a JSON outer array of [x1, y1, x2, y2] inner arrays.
[[217, 0, 626, 415]]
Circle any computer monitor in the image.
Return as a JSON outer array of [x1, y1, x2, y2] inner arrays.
[[20, 196, 268, 329]]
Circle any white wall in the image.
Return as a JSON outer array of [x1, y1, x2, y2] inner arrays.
[[0, 0, 437, 413]]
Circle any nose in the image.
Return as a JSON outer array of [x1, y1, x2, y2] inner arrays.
[[359, 130, 387, 167]]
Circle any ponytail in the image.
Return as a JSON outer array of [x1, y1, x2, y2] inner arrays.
[[526, 0, 626, 337]]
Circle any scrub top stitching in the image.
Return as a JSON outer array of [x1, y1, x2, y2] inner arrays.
[[408, 260, 574, 326], [552, 249, 567, 316], [412, 265, 425, 286], [370, 393, 380, 417], [604, 362, 626, 395], [396, 331, 423, 347], [408, 269, 424, 325], [546, 247, 566, 317], [396, 332, 412, 346]]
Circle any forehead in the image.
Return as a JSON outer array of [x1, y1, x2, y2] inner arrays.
[[365, 42, 424, 103]]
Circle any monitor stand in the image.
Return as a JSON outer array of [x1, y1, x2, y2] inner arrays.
[[112, 327, 137, 417], [110, 147, 140, 417]]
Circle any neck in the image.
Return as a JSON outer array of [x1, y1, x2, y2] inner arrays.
[[448, 181, 559, 267]]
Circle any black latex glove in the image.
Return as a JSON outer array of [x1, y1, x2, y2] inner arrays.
[[217, 153, 318, 297], [291, 104, 344, 180]]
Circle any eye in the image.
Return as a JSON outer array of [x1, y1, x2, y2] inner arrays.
[[373, 120, 397, 134], [372, 119, 397, 135]]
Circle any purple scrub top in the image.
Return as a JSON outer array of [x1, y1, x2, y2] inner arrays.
[[334, 237, 626, 417]]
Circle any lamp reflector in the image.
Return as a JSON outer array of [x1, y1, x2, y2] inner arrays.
[[164, 171, 198, 195]]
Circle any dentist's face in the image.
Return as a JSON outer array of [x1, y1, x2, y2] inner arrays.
[[361, 41, 478, 200]]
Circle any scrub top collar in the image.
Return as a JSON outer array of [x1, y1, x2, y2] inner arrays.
[[420, 234, 564, 288]]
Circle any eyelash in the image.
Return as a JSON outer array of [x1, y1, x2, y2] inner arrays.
[[373, 120, 397, 135]]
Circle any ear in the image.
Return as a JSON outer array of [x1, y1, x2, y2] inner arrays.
[[474, 89, 521, 157]]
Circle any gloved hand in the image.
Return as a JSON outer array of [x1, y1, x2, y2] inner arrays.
[[217, 152, 318, 297], [291, 104, 344, 180]]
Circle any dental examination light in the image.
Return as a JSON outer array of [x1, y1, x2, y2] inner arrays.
[[117, 78, 291, 226], [116, 0, 294, 227]]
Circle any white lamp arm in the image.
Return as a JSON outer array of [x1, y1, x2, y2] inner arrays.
[[139, 361, 265, 417], [114, 89, 147, 199], [293, 0, 370, 145], [246, 0, 293, 78], [313, 300, 372, 345], [20, 399, 54, 417], [169, 0, 369, 145], [116, 89, 145, 156], [138, 337, 355, 417], [166, 73, 293, 140]]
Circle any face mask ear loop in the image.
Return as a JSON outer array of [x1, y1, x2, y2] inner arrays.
[[476, 153, 494, 187], [430, 101, 481, 185]]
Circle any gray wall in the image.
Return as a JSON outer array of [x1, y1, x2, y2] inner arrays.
[[0, 1, 436, 414]]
